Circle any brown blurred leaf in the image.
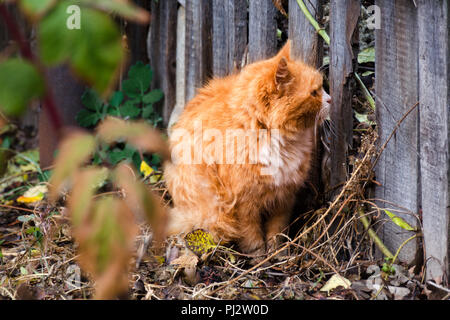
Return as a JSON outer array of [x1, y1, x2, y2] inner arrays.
[[79, 0, 150, 24], [68, 167, 109, 228], [272, 0, 287, 16], [49, 131, 96, 201], [74, 196, 138, 300], [96, 117, 170, 160], [113, 163, 167, 243]]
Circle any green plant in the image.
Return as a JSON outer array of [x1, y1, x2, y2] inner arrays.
[[76, 61, 164, 171], [76, 62, 164, 128], [0, 0, 168, 299], [49, 117, 169, 299]]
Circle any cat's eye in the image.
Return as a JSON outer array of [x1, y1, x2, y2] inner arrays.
[[311, 89, 321, 97]]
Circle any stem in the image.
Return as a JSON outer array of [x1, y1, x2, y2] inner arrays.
[[392, 234, 417, 265], [296, 0, 330, 45], [0, 4, 63, 134], [358, 207, 394, 259], [296, 0, 375, 110]]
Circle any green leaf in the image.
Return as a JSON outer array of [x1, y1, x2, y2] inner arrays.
[[39, 2, 124, 94], [0, 59, 44, 117], [76, 109, 101, 128], [142, 104, 154, 119], [108, 146, 136, 165], [122, 62, 152, 98], [109, 91, 124, 108], [106, 106, 120, 117], [17, 214, 35, 223], [358, 47, 375, 64], [362, 71, 374, 77], [120, 101, 141, 119], [82, 89, 104, 112], [384, 209, 416, 231], [19, 0, 57, 19], [151, 154, 161, 166], [354, 111, 375, 125], [142, 89, 164, 104]]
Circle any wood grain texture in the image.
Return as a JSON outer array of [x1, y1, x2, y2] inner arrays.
[[185, 0, 213, 103], [212, 0, 248, 77], [248, 0, 278, 63], [288, 0, 323, 68], [148, 0, 178, 126], [40, 65, 85, 167], [126, 0, 151, 66], [417, 0, 449, 282], [289, 0, 324, 211], [169, 6, 186, 129], [329, 0, 359, 195], [375, 0, 420, 264]]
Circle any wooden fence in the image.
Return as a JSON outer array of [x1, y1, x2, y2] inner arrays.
[[148, 0, 449, 284], [1, 0, 448, 284]]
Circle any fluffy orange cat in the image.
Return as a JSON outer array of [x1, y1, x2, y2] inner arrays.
[[164, 41, 331, 256]]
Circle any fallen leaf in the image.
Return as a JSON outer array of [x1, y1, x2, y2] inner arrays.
[[17, 185, 48, 204], [320, 274, 351, 294], [171, 253, 199, 285], [185, 229, 217, 256], [140, 160, 162, 183]]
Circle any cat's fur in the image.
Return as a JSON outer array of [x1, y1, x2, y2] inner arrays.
[[164, 41, 331, 255]]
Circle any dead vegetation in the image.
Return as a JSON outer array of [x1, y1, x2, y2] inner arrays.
[[1, 122, 446, 301]]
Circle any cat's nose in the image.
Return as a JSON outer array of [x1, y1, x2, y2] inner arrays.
[[323, 89, 331, 104]]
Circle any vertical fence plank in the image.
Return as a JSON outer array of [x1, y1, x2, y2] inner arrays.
[[288, 0, 323, 68], [417, 0, 449, 282], [149, 0, 177, 126], [289, 0, 324, 210], [212, 0, 247, 77], [40, 66, 85, 167], [248, 0, 277, 63], [127, 0, 151, 66], [329, 0, 359, 195], [169, 4, 186, 129], [185, 0, 212, 103], [375, 0, 420, 263]]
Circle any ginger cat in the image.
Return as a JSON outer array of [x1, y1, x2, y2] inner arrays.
[[164, 41, 331, 256]]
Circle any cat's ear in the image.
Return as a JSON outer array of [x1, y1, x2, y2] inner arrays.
[[276, 40, 291, 60], [275, 57, 292, 91]]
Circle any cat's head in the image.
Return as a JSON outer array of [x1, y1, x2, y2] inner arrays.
[[249, 41, 331, 131]]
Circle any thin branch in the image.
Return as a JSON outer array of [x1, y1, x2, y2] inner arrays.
[[358, 207, 394, 259]]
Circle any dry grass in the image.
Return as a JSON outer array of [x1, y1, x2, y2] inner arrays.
[[0, 127, 438, 300]]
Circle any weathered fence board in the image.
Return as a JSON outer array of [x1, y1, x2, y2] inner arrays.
[[289, 0, 324, 209], [288, 0, 323, 68], [212, 0, 247, 77], [375, 0, 420, 265], [185, 0, 212, 103], [168, 4, 186, 129], [40, 66, 85, 167], [417, 0, 449, 282], [248, 0, 277, 63], [148, 0, 177, 126], [329, 0, 359, 195], [127, 0, 151, 66]]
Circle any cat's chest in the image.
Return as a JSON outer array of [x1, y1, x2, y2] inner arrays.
[[259, 129, 314, 187]]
